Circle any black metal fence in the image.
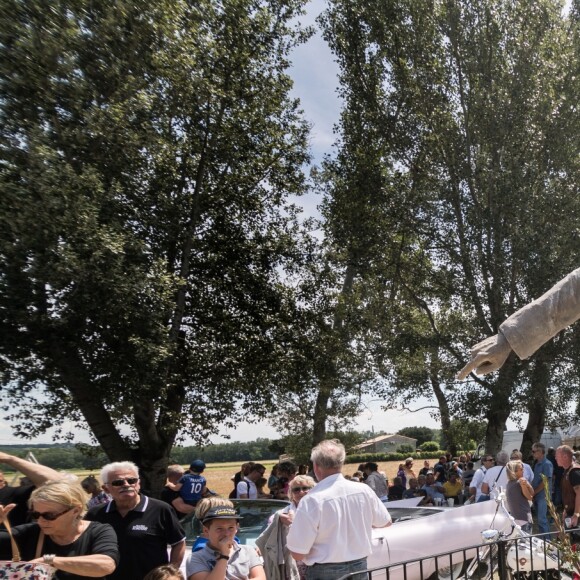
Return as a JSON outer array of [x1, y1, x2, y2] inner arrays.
[[339, 530, 578, 580]]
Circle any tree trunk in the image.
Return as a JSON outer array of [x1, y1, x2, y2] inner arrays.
[[484, 355, 519, 454], [311, 383, 332, 447], [311, 263, 358, 448], [429, 357, 455, 455], [47, 342, 133, 461], [521, 351, 552, 461], [48, 340, 179, 498]]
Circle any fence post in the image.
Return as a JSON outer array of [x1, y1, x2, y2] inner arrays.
[[496, 538, 509, 578]]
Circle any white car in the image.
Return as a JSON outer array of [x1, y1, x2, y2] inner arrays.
[[180, 497, 513, 580], [369, 499, 512, 580]]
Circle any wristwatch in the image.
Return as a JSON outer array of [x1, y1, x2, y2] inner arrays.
[[216, 554, 229, 561], [574, 512, 580, 518], [43, 554, 56, 566]]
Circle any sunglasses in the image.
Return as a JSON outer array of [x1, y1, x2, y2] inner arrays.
[[30, 506, 73, 521], [291, 486, 311, 493], [109, 477, 139, 487]]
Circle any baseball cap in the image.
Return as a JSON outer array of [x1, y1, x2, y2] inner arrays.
[[202, 506, 241, 524], [190, 459, 206, 472]]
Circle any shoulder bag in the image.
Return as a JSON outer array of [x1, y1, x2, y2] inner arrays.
[[0, 520, 56, 580]]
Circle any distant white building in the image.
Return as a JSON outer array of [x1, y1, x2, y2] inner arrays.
[[350, 434, 417, 454], [502, 430, 561, 452], [560, 426, 580, 449]]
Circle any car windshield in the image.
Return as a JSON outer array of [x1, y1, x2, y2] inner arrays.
[[385, 506, 444, 523], [182, 499, 290, 548]]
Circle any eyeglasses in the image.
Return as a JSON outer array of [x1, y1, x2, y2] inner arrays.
[[484, 458, 494, 462], [109, 477, 139, 487], [291, 486, 311, 493], [30, 506, 74, 521]]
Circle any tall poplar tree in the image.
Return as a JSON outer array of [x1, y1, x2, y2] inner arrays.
[[0, 0, 311, 492], [320, 0, 580, 451]]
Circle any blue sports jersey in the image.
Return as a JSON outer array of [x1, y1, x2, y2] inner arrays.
[[179, 473, 206, 504]]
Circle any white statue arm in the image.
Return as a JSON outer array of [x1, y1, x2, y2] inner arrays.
[[458, 267, 580, 379]]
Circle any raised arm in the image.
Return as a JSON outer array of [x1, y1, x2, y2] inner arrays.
[[0, 452, 64, 486]]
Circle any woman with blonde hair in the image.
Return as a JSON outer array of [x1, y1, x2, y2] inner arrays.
[[257, 475, 316, 580], [0, 478, 119, 578], [505, 460, 534, 532]]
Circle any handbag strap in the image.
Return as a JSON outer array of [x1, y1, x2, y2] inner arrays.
[[494, 466, 505, 484], [35, 530, 46, 560], [2, 517, 21, 562]]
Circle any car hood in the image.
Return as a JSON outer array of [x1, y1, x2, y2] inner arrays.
[[369, 500, 512, 573]]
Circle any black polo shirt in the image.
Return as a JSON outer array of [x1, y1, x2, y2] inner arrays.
[[85, 494, 185, 580]]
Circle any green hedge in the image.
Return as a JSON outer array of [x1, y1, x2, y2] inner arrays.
[[346, 451, 445, 464]]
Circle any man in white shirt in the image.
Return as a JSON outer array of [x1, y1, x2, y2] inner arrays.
[[481, 450, 510, 498], [236, 464, 266, 499], [469, 456, 494, 502], [287, 439, 391, 580]]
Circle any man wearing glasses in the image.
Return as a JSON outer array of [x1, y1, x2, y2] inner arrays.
[[86, 461, 185, 580], [236, 463, 266, 499], [469, 456, 494, 503]]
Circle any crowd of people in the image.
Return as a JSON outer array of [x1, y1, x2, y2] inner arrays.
[[335, 453, 478, 506], [1, 439, 580, 580], [0, 452, 185, 580]]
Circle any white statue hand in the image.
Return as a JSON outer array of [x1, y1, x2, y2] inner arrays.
[[456, 333, 512, 380]]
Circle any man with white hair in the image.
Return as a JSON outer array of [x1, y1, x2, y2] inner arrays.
[[481, 450, 510, 499], [287, 439, 391, 580], [85, 461, 185, 580]]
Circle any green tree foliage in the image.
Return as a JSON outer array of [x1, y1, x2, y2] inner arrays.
[[170, 439, 279, 464], [320, 0, 580, 452], [0, 0, 311, 494], [262, 237, 393, 447], [270, 430, 365, 464], [420, 441, 441, 452], [440, 420, 485, 452], [397, 427, 434, 446], [0, 444, 108, 470]]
